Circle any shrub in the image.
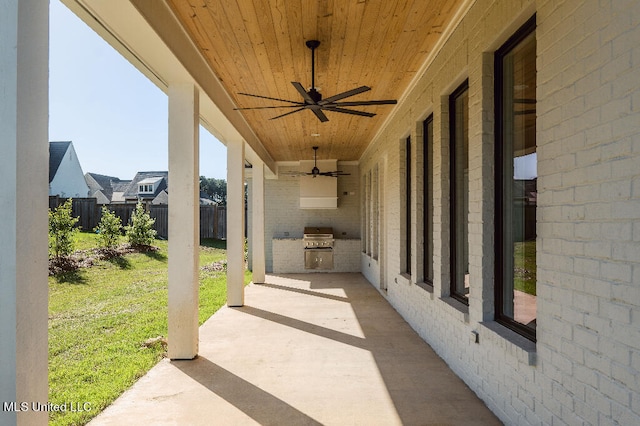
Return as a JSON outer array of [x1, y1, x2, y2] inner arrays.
[[125, 202, 156, 247], [95, 206, 122, 250], [49, 198, 79, 259]]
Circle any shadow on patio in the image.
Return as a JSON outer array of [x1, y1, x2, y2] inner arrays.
[[90, 273, 501, 425]]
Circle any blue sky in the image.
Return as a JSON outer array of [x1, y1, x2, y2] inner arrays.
[[48, 0, 227, 180]]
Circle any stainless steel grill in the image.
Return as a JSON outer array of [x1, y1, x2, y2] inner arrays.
[[303, 227, 334, 269]]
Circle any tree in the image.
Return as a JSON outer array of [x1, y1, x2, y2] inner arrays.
[[94, 206, 122, 250], [199, 176, 227, 205], [49, 198, 79, 260], [125, 202, 157, 247]]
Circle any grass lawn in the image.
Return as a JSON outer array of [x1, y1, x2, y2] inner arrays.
[[513, 239, 536, 295], [48, 233, 251, 426]]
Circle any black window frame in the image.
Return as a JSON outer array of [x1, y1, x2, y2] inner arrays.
[[423, 115, 434, 285], [494, 15, 537, 342], [405, 135, 412, 276], [449, 80, 469, 305]]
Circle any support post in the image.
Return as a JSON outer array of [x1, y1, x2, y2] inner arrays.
[[0, 1, 49, 424], [167, 83, 199, 359], [251, 162, 266, 283], [227, 139, 245, 306]]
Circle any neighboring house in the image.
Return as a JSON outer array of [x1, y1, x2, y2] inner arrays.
[[85, 171, 217, 205], [85, 172, 128, 204], [123, 171, 168, 204], [151, 189, 169, 205], [151, 188, 219, 205], [85, 171, 168, 204], [199, 191, 216, 206], [110, 180, 131, 203], [49, 141, 90, 198]]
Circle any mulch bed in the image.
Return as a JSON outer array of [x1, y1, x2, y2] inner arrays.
[[48, 245, 158, 276], [49, 245, 228, 276]]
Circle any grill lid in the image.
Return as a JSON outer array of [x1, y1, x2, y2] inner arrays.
[[304, 226, 333, 236]]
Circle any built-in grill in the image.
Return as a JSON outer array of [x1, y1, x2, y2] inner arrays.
[[303, 227, 334, 270]]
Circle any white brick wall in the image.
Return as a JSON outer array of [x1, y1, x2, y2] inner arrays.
[[357, 0, 640, 424]]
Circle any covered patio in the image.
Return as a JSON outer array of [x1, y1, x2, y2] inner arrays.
[[4, 0, 639, 424], [89, 273, 500, 425]]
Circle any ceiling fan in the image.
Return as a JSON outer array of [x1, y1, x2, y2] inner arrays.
[[281, 146, 350, 178], [234, 40, 397, 122], [307, 146, 350, 178]]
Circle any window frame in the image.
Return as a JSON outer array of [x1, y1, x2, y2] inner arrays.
[[494, 15, 537, 342], [372, 164, 379, 260], [405, 135, 412, 276], [362, 172, 368, 254], [449, 80, 469, 305], [423, 114, 434, 285], [139, 184, 154, 194]]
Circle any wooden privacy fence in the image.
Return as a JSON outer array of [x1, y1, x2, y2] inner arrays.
[[49, 196, 227, 240]]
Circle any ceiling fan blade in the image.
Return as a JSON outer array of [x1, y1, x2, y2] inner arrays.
[[291, 82, 316, 104], [329, 99, 398, 107], [235, 105, 306, 110], [319, 86, 371, 104], [319, 171, 351, 177], [237, 92, 302, 105], [321, 106, 376, 117], [269, 108, 306, 120], [279, 170, 308, 177], [310, 106, 329, 122]]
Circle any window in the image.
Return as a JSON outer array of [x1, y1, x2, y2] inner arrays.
[[423, 115, 434, 284], [139, 184, 154, 193], [362, 173, 368, 253], [372, 164, 379, 260], [367, 170, 372, 255], [495, 15, 537, 341], [449, 80, 469, 304], [362, 166, 380, 259], [405, 135, 412, 275]]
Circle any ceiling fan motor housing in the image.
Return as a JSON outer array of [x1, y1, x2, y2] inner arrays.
[[308, 88, 322, 103], [305, 39, 320, 50]]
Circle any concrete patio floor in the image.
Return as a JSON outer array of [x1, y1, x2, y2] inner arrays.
[[89, 273, 502, 425]]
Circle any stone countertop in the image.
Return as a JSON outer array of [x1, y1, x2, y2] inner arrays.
[[272, 237, 361, 240]]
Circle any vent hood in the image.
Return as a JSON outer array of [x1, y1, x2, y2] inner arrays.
[[299, 159, 338, 209]]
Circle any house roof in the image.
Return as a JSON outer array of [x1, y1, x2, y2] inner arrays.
[[151, 190, 169, 205], [49, 141, 72, 183], [85, 172, 123, 201], [200, 191, 217, 206], [138, 177, 164, 185], [112, 180, 132, 192], [123, 171, 169, 199]]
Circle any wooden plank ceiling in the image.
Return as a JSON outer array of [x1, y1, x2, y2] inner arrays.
[[167, 0, 462, 162]]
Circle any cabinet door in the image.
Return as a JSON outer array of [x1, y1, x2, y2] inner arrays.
[[304, 250, 333, 269]]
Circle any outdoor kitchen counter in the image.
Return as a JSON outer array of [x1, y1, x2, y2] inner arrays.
[[272, 238, 361, 273]]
